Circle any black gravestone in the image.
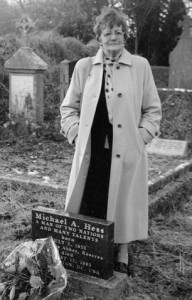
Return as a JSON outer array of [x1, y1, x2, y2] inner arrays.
[[32, 206, 114, 280]]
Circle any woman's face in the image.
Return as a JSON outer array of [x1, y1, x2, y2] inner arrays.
[[100, 24, 124, 58]]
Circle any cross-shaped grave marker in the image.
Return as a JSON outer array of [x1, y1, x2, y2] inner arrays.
[[16, 14, 35, 46]]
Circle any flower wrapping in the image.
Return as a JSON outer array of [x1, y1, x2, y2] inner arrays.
[[0, 237, 67, 300]]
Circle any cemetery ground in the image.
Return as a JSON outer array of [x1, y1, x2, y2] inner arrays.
[[0, 89, 192, 299], [0, 133, 192, 299]]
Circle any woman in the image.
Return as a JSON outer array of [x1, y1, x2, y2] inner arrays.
[[60, 7, 162, 275]]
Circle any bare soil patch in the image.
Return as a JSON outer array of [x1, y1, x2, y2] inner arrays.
[[0, 136, 190, 189]]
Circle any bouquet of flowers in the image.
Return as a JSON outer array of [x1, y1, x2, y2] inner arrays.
[[0, 237, 67, 300]]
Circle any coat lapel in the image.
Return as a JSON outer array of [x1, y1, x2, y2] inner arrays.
[[79, 50, 103, 154]]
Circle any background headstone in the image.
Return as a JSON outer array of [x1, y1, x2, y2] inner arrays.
[[147, 138, 188, 156], [5, 48, 47, 126], [4, 15, 47, 133], [169, 15, 192, 89]]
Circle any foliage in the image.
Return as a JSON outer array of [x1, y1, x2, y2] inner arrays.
[[157, 0, 186, 66], [120, 0, 186, 65], [58, 37, 90, 61], [86, 39, 99, 57], [43, 66, 61, 122], [30, 33, 90, 121], [0, 34, 20, 100], [0, 0, 189, 131], [0, 237, 67, 300], [29, 31, 66, 64], [0, 178, 66, 263], [29, 31, 90, 64], [14, 0, 108, 43], [126, 174, 192, 299], [0, 99, 9, 126], [0, 34, 20, 63], [0, 31, 91, 124], [160, 91, 192, 141], [0, 0, 20, 36], [0, 0, 187, 65], [56, 0, 91, 42], [78, 0, 109, 43]]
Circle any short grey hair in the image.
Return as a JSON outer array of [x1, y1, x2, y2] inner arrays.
[[94, 7, 128, 41]]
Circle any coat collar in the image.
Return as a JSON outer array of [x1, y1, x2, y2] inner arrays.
[[92, 47, 132, 66]]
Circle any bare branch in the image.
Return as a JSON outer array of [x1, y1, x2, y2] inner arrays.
[[0, 82, 9, 94]]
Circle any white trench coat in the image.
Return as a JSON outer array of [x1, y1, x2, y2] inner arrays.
[[60, 48, 162, 243]]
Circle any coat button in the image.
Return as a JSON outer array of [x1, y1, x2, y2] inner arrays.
[[118, 93, 122, 97], [117, 124, 122, 128], [116, 154, 121, 158], [155, 132, 158, 136], [116, 65, 120, 70]]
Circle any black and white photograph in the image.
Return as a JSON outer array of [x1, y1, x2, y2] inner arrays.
[[0, 0, 192, 299]]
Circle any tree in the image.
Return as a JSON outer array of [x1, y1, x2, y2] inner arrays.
[[117, 0, 186, 65], [57, 0, 91, 42], [121, 0, 158, 54], [8, 0, 108, 43], [0, 0, 20, 35], [0, 0, 186, 65], [157, 0, 186, 66]]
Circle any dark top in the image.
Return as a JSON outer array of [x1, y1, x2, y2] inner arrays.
[[79, 73, 113, 219]]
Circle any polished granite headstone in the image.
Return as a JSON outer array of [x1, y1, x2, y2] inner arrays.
[[32, 206, 114, 280]]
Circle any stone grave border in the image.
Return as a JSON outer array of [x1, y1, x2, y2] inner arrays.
[[148, 159, 192, 193], [1, 160, 192, 299], [0, 159, 192, 195]]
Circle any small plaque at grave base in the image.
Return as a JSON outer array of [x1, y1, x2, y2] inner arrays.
[[32, 207, 114, 280], [146, 138, 188, 156]]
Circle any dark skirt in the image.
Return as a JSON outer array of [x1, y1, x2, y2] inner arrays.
[[79, 147, 112, 219]]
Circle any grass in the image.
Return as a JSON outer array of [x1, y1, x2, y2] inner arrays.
[[126, 195, 192, 300], [1, 178, 192, 299], [0, 180, 65, 261]]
